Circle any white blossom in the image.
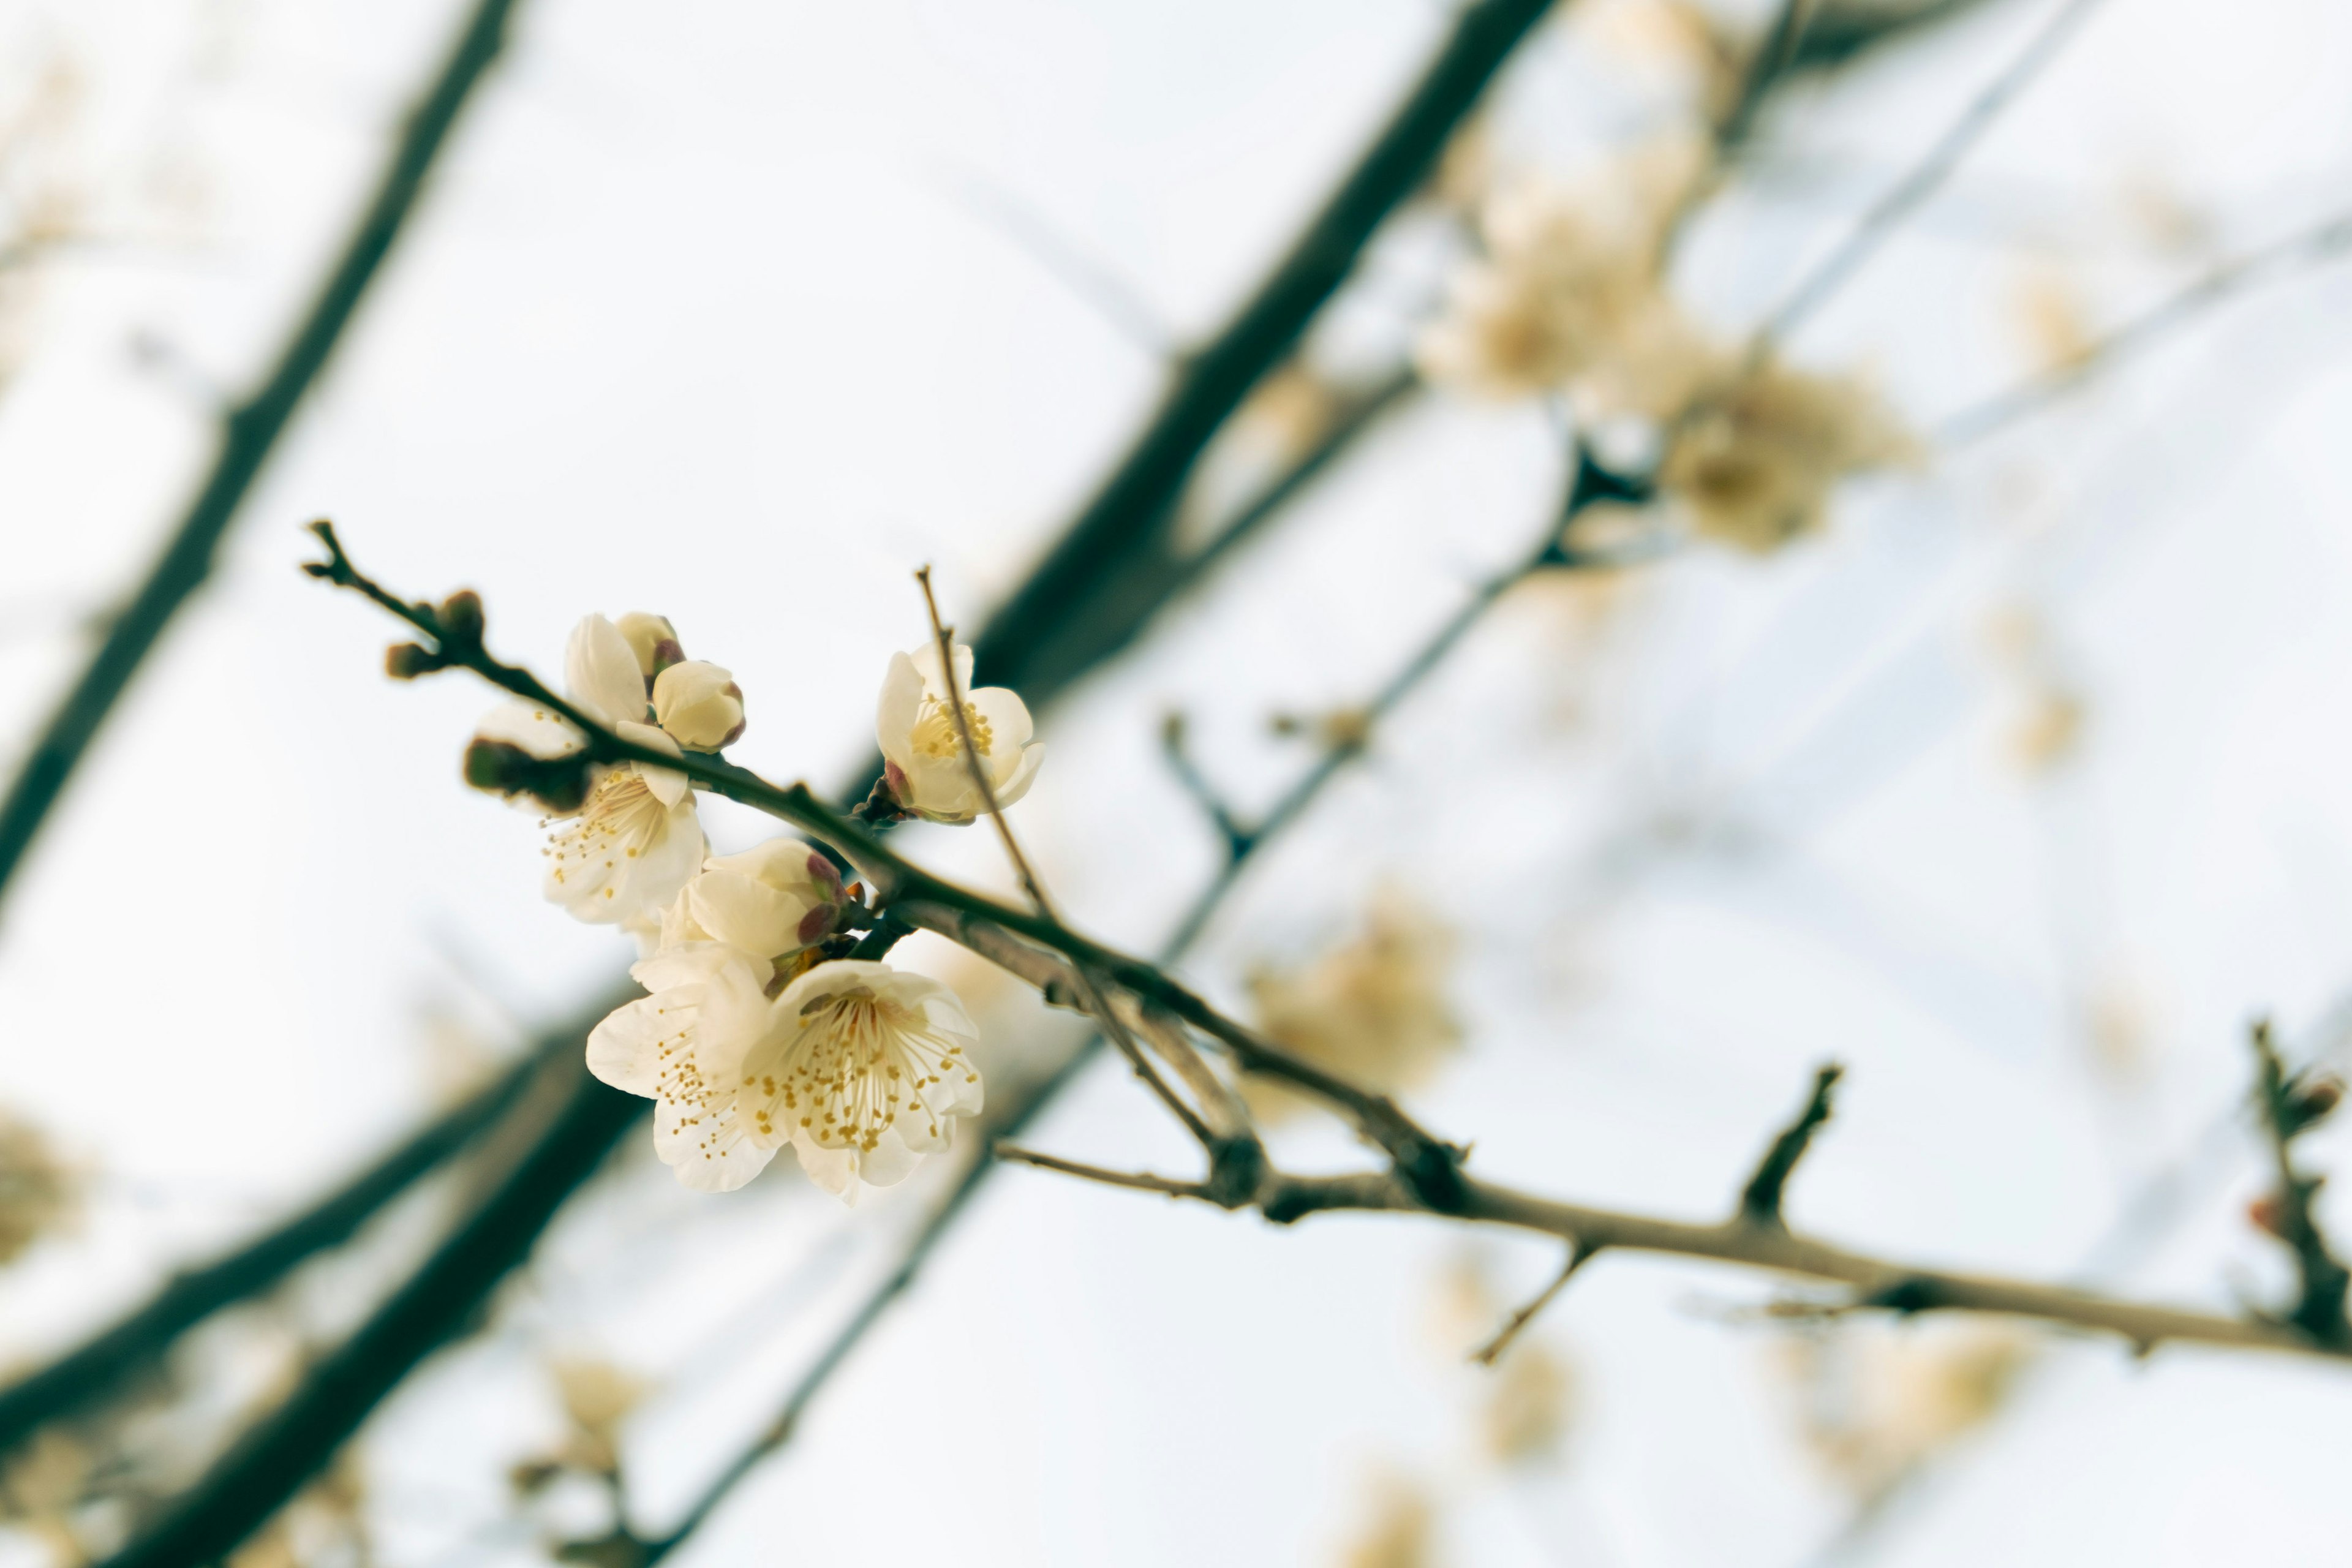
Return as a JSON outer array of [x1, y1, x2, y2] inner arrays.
[[876, 641, 1043, 823], [1657, 359, 1913, 552], [658, 837, 848, 957], [651, 660, 745, 752], [590, 957, 982, 1199]]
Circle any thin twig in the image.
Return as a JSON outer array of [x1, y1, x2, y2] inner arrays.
[[1762, 0, 2108, 347], [1470, 1242, 1600, 1366], [914, 566, 1221, 1153], [0, 0, 529, 917], [995, 1146, 1213, 1201], [1935, 208, 2352, 448], [1738, 1063, 1845, 1228]]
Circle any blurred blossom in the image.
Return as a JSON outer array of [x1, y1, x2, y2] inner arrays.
[[222, 1453, 368, 1568], [2008, 265, 2097, 375], [1981, 604, 2090, 776], [1658, 359, 1913, 553], [1, 1429, 94, 1562], [876, 641, 1044, 823], [1335, 1469, 1439, 1568], [544, 1357, 649, 1478], [1772, 1321, 2034, 1499], [0, 1109, 75, 1267], [1246, 888, 1461, 1123], [1479, 1341, 1576, 1465], [1416, 137, 1711, 412], [1574, 0, 1740, 118]]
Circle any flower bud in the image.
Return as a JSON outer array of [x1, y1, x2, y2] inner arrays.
[[463, 737, 592, 814], [2249, 1191, 2291, 1240], [437, 589, 486, 648], [652, 660, 745, 752], [616, 612, 685, 682], [385, 642, 444, 680]]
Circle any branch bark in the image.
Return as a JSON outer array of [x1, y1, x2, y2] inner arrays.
[[0, 0, 527, 916]]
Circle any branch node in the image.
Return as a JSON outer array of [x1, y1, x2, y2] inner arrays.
[[2248, 1019, 2352, 1347]]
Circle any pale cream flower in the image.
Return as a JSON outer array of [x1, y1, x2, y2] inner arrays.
[[1773, 1321, 2033, 1499], [1417, 138, 1713, 413], [482, 614, 709, 927], [1659, 359, 1912, 552], [876, 641, 1044, 824], [1246, 889, 1462, 1122], [593, 957, 981, 1200], [657, 837, 850, 959], [652, 660, 745, 752], [1480, 1341, 1575, 1464], [0, 1110, 73, 1267], [615, 611, 685, 679], [1335, 1470, 1438, 1568]]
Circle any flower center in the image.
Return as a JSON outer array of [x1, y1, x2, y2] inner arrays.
[[910, 698, 992, 763], [742, 984, 972, 1154]]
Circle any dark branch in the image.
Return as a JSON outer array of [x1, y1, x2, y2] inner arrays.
[[1739, 1063, 1845, 1228], [964, 0, 1556, 712], [95, 1004, 643, 1568], [0, 0, 527, 916], [0, 1017, 584, 1457]]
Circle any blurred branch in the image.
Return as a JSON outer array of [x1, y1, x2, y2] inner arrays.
[[1935, 208, 2352, 447], [0, 1016, 587, 1458], [1469, 1241, 1599, 1366], [0, 0, 529, 918], [933, 166, 1172, 356], [96, 1001, 641, 1568], [1784, 0, 2002, 76], [1763, 0, 2108, 346], [964, 0, 1556, 715]]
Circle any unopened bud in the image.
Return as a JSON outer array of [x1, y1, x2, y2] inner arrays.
[[652, 660, 745, 752], [437, 589, 485, 647], [386, 642, 443, 680], [2298, 1077, 2343, 1121], [463, 737, 592, 814], [616, 612, 685, 682], [2249, 1192, 2291, 1240]]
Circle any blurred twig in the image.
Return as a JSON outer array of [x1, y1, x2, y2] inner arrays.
[[1763, 0, 2108, 347], [0, 1019, 584, 1458], [1936, 207, 2352, 447], [962, 0, 1558, 715], [0, 0, 527, 918]]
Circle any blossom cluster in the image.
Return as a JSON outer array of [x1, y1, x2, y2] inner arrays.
[[1416, 135, 1914, 552], [470, 614, 1042, 1200]]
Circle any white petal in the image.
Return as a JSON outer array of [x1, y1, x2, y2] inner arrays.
[[968, 685, 1033, 756], [584, 996, 676, 1097], [685, 866, 816, 959], [616, 722, 688, 807], [473, 699, 585, 760], [630, 940, 742, 995], [565, 615, 648, 729], [908, 640, 974, 703], [849, 1128, 923, 1189], [989, 743, 1045, 810], [788, 1129, 862, 1202], [875, 652, 925, 771], [657, 1099, 777, 1193]]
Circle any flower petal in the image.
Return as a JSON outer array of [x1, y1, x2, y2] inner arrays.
[[969, 685, 1033, 756], [990, 743, 1045, 810], [616, 721, 688, 807], [565, 615, 648, 729], [584, 995, 676, 1098], [875, 652, 925, 772], [685, 866, 816, 960]]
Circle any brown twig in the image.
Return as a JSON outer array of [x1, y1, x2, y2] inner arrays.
[[1470, 1242, 1601, 1366]]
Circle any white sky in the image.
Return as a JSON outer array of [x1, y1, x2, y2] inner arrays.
[[5, 0, 2352, 1563]]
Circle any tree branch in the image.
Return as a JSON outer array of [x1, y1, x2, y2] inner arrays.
[[0, 0, 527, 916], [1738, 1062, 1844, 1229]]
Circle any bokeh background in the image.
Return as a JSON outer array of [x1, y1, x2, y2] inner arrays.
[[4, 0, 2352, 1562]]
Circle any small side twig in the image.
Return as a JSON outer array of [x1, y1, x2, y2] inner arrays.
[[1739, 1063, 1845, 1229], [2248, 1020, 2351, 1347], [995, 1145, 1213, 1202], [1470, 1240, 1601, 1366], [1159, 712, 1254, 861]]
